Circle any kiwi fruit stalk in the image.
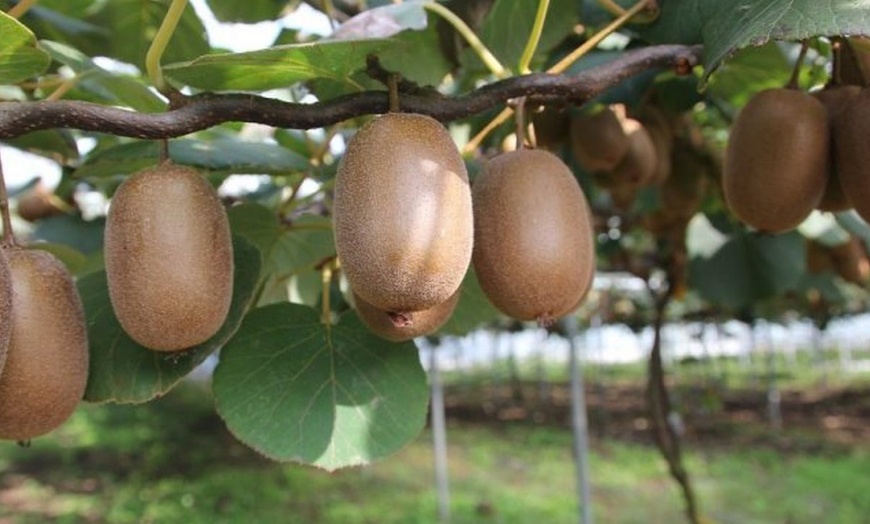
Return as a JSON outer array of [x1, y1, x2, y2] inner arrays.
[[813, 85, 860, 212], [833, 88, 870, 222], [0, 249, 88, 441], [472, 149, 596, 323], [723, 88, 829, 233], [569, 105, 630, 172], [354, 288, 460, 342], [334, 112, 473, 314], [104, 162, 234, 352]]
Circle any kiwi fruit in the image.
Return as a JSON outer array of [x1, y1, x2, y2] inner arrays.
[[723, 88, 828, 233], [472, 148, 596, 323], [334, 112, 473, 314], [660, 140, 709, 220], [0, 249, 88, 441], [832, 88, 870, 222], [609, 119, 658, 187], [531, 106, 569, 151], [354, 288, 460, 342], [16, 180, 64, 222], [569, 105, 630, 172], [830, 236, 869, 286], [813, 85, 861, 212], [805, 239, 834, 274], [104, 162, 234, 351], [0, 249, 11, 378]]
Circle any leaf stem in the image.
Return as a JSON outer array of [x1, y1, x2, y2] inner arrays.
[[7, 0, 39, 19], [596, 0, 658, 24], [0, 152, 18, 248], [785, 40, 809, 89], [422, 1, 509, 79], [518, 0, 550, 75], [145, 0, 189, 94], [463, 0, 653, 154], [321, 263, 333, 324]]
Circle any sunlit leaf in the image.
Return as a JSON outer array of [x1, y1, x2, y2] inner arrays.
[[214, 303, 429, 470], [0, 11, 51, 84]]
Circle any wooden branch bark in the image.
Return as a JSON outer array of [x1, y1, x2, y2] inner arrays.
[[0, 45, 702, 139]]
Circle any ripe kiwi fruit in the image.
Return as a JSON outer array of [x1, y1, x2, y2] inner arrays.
[[334, 112, 473, 314], [723, 88, 828, 233], [531, 106, 569, 151], [472, 148, 596, 323], [0, 249, 11, 377], [104, 162, 234, 351], [813, 85, 861, 212], [830, 236, 869, 286], [0, 248, 88, 440], [832, 88, 870, 222], [354, 288, 460, 342], [16, 180, 64, 222], [609, 119, 658, 187], [569, 105, 630, 172], [661, 140, 709, 220]]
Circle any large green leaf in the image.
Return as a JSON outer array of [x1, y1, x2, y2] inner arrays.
[[640, 0, 870, 80], [206, 0, 290, 23], [468, 0, 577, 73], [40, 40, 165, 112], [75, 138, 310, 179], [0, 11, 51, 84], [91, 0, 210, 70], [687, 215, 805, 309], [440, 269, 502, 336], [79, 235, 262, 403], [378, 17, 453, 87], [164, 39, 393, 91], [213, 303, 429, 470]]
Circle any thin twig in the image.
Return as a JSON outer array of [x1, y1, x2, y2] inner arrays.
[[0, 152, 18, 248]]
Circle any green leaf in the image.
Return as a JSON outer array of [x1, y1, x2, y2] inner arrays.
[[688, 218, 805, 310], [40, 40, 164, 112], [378, 16, 453, 87], [91, 0, 209, 70], [267, 218, 335, 277], [641, 0, 870, 81], [206, 0, 289, 23], [79, 235, 262, 403], [705, 43, 792, 109], [164, 39, 393, 91], [0, 11, 51, 84], [3, 129, 79, 161], [332, 2, 427, 39], [32, 214, 105, 255], [75, 138, 310, 179], [213, 303, 429, 470], [440, 269, 502, 336], [227, 202, 281, 255], [472, 0, 577, 72]]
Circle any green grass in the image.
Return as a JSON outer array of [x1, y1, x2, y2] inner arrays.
[[1, 382, 869, 524]]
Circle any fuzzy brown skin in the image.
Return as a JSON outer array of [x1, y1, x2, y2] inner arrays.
[[813, 86, 861, 212], [0, 249, 11, 378], [104, 163, 234, 352], [0, 249, 88, 441], [723, 89, 828, 233], [609, 119, 658, 188], [354, 289, 461, 342], [334, 113, 473, 313], [569, 106, 630, 172], [472, 149, 596, 322]]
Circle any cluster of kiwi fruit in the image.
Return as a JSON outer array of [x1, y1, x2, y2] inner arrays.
[[806, 235, 870, 286], [723, 82, 870, 233], [334, 110, 597, 341]]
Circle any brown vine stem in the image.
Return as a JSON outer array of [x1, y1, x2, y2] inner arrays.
[[0, 152, 18, 248], [7, 0, 39, 19], [0, 45, 702, 140]]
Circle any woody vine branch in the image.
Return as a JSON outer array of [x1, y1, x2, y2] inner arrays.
[[0, 44, 702, 140]]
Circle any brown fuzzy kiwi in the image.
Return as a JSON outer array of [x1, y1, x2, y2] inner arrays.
[[472, 149, 596, 323], [16, 180, 64, 222], [531, 106, 569, 151], [609, 119, 658, 187], [0, 249, 88, 441], [0, 249, 11, 378], [832, 88, 870, 222], [723, 88, 828, 233], [813, 85, 861, 212], [334, 112, 473, 314], [354, 288, 460, 342], [104, 162, 234, 352], [805, 239, 834, 274], [569, 105, 630, 172], [661, 140, 709, 220]]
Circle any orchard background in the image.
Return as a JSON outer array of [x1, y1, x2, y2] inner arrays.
[[2, 0, 870, 523]]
